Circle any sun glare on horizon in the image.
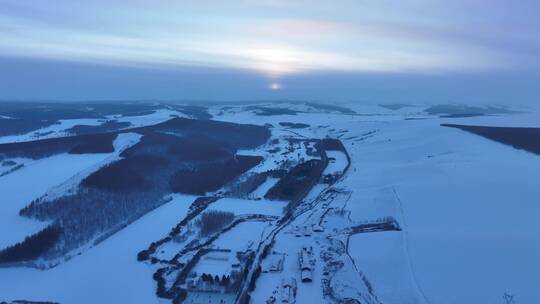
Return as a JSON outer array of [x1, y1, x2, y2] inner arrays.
[[269, 83, 282, 90]]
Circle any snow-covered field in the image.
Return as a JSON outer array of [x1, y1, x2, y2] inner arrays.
[[207, 197, 287, 217], [323, 150, 348, 176], [1, 102, 539, 303], [0, 194, 193, 303], [0, 118, 102, 144], [0, 153, 109, 249], [111, 108, 185, 128], [192, 250, 237, 277], [349, 232, 424, 304], [340, 114, 540, 303], [212, 221, 270, 252], [216, 103, 540, 303], [0, 108, 184, 144], [250, 177, 279, 199], [0, 133, 141, 249]]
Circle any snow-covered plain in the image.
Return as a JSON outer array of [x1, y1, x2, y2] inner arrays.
[[0, 118, 102, 144], [0, 194, 193, 303], [216, 103, 540, 303], [0, 108, 185, 144], [207, 197, 287, 217], [1, 103, 539, 303], [110, 108, 185, 128], [323, 150, 348, 176], [212, 221, 270, 252], [0, 153, 109, 249], [339, 114, 540, 303], [250, 177, 279, 199], [349, 232, 424, 304], [192, 250, 237, 277], [0, 133, 141, 249]]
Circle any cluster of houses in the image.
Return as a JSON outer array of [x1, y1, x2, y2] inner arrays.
[[185, 250, 247, 295], [266, 278, 297, 304], [293, 224, 324, 238], [262, 252, 285, 273]]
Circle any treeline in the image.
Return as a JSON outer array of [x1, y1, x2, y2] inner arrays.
[[0, 132, 118, 161], [0, 224, 62, 263], [265, 159, 325, 201], [442, 124, 540, 155], [170, 155, 263, 195], [320, 138, 346, 151], [137, 197, 218, 262], [17, 119, 271, 263], [135, 116, 270, 150], [279, 122, 310, 129], [195, 210, 235, 236], [1, 113, 271, 163], [224, 172, 267, 198], [20, 186, 168, 258], [66, 120, 131, 136], [165, 104, 212, 120], [200, 273, 232, 286], [81, 155, 169, 192], [121, 132, 233, 162], [224, 169, 288, 198], [0, 118, 55, 137]]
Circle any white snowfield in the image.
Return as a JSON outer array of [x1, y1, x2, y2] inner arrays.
[[110, 108, 186, 128], [207, 197, 287, 217], [339, 112, 540, 304], [0, 108, 185, 144], [0, 194, 193, 304], [215, 104, 540, 303], [0, 133, 141, 249], [250, 177, 279, 199], [0, 118, 103, 144], [0, 103, 539, 303], [323, 150, 348, 176]]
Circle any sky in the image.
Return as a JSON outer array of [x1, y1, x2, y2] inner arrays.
[[0, 0, 539, 104]]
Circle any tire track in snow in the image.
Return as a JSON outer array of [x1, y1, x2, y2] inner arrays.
[[392, 187, 431, 304]]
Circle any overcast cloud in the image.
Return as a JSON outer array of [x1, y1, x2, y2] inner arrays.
[[0, 0, 539, 103]]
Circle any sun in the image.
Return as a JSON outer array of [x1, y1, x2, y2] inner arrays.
[[269, 83, 282, 90]]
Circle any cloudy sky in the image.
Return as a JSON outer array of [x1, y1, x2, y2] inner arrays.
[[1, 0, 539, 103]]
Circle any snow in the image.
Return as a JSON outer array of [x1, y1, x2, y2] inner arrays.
[[229, 103, 540, 303], [345, 187, 401, 224], [250, 177, 279, 199], [0, 108, 185, 144], [250, 232, 324, 304], [40, 132, 143, 202], [323, 150, 348, 176], [348, 232, 424, 304], [192, 250, 236, 277], [0, 157, 32, 177], [111, 108, 185, 128], [438, 111, 540, 128], [212, 221, 270, 252], [0, 133, 142, 249], [0, 118, 103, 144], [184, 292, 235, 304], [339, 117, 540, 303], [0, 153, 112, 249], [393, 130, 540, 303], [207, 197, 287, 217], [0, 194, 192, 304], [112, 132, 143, 151], [2, 103, 540, 303]]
